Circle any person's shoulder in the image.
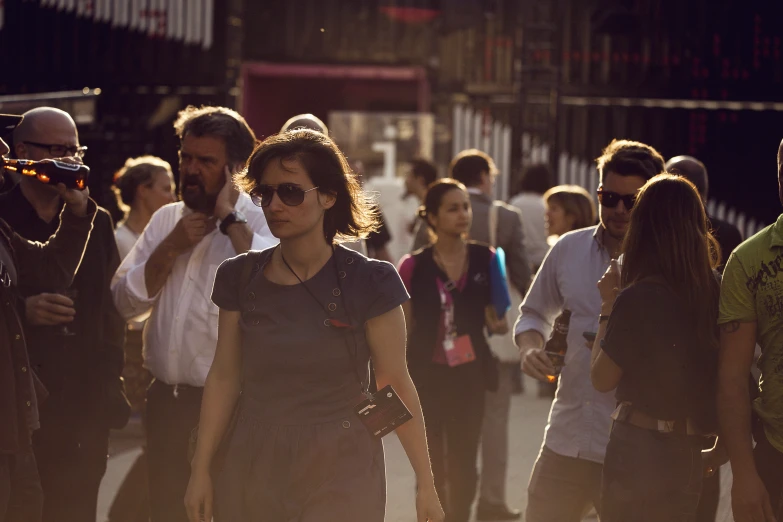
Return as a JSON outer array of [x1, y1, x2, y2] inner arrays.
[[95, 205, 116, 228], [557, 225, 598, 247], [336, 244, 401, 284], [730, 220, 778, 261], [494, 200, 523, 219]]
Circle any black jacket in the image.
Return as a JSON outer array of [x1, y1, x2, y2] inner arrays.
[[0, 201, 96, 454], [406, 242, 498, 391], [0, 186, 126, 437]]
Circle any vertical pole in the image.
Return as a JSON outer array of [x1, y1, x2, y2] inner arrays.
[[224, 0, 243, 109]]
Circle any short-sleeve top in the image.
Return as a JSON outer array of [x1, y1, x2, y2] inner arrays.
[[719, 214, 783, 452], [211, 245, 409, 425], [601, 281, 700, 421]]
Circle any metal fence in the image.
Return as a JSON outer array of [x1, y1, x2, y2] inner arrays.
[[452, 104, 513, 202]]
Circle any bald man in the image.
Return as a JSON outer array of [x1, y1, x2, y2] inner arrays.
[[665, 155, 743, 271], [281, 112, 329, 134], [0, 107, 127, 522]]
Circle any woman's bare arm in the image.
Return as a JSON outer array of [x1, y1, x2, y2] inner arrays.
[[366, 306, 433, 484]]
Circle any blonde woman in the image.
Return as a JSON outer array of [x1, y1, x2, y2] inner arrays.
[[543, 185, 597, 246]]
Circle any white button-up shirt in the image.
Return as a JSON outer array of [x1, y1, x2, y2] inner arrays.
[[111, 193, 278, 386], [514, 225, 616, 464]]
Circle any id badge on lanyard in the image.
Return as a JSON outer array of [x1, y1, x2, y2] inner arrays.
[[439, 279, 476, 367]]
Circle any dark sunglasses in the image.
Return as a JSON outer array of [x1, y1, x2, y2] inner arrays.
[[250, 183, 319, 207], [597, 189, 637, 210]]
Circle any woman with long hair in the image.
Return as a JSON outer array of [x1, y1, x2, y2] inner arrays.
[[590, 174, 721, 521], [398, 179, 510, 522], [184, 130, 443, 522]]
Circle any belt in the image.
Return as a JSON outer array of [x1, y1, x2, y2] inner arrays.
[[611, 402, 705, 436], [150, 379, 203, 399]]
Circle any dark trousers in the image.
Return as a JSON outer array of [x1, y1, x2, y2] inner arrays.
[[601, 421, 704, 522], [32, 424, 109, 522], [418, 363, 485, 522], [754, 429, 783, 518], [695, 468, 720, 522], [146, 380, 203, 522], [0, 452, 43, 522], [525, 445, 602, 522]]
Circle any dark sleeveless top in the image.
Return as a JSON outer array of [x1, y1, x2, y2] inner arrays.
[[406, 242, 499, 391]]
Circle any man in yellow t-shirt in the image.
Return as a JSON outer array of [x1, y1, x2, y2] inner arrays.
[[718, 138, 783, 522]]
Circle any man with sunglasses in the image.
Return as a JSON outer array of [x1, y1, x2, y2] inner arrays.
[[111, 105, 276, 522], [0, 107, 127, 522], [0, 113, 96, 522], [515, 139, 664, 522]]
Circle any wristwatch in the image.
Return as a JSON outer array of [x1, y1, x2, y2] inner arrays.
[[219, 210, 248, 235]]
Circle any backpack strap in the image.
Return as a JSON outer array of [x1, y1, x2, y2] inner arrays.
[[240, 250, 262, 291]]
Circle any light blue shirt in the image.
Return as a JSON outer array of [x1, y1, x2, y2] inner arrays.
[[514, 225, 616, 464]]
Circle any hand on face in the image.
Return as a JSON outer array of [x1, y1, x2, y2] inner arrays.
[[215, 165, 240, 220]]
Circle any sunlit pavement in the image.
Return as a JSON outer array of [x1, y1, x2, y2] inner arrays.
[[97, 377, 735, 521]]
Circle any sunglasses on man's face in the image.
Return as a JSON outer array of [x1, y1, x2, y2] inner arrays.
[[250, 183, 319, 207], [596, 189, 637, 210]]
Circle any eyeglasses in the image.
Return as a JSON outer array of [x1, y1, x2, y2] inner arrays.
[[250, 183, 319, 207], [597, 189, 637, 210], [24, 141, 87, 159]]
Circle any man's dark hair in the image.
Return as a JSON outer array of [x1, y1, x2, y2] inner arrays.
[[410, 158, 438, 187], [449, 149, 498, 188], [595, 139, 664, 182], [665, 155, 708, 199], [173, 106, 257, 167], [518, 163, 553, 195]]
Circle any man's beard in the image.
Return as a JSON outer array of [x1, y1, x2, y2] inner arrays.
[[180, 176, 217, 214]]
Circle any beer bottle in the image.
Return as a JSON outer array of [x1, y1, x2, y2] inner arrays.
[[1, 158, 89, 190], [544, 309, 571, 383]]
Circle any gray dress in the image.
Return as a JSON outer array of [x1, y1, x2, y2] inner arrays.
[[210, 245, 409, 522]]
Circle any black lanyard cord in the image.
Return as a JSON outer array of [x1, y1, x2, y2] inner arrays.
[[279, 245, 370, 397]]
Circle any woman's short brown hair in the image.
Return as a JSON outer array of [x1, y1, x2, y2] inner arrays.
[[543, 185, 597, 232], [235, 130, 379, 244]]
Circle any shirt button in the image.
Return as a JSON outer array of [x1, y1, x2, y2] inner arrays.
[[14, 334, 20, 340], [21, 367, 27, 373], [26, 401, 31, 407], [248, 292, 255, 300]]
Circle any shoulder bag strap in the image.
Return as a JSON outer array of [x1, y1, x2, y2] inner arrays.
[[489, 201, 500, 248]]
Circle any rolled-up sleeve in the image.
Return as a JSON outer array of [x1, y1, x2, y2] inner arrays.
[[111, 208, 168, 321], [514, 239, 564, 339]]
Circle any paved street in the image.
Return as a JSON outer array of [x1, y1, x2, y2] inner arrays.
[[96, 377, 735, 521]]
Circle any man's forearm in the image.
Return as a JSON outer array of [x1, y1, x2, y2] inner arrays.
[[225, 223, 254, 254], [718, 381, 757, 477], [515, 329, 544, 353], [144, 236, 183, 297]]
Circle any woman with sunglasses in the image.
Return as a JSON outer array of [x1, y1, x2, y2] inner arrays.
[[590, 174, 720, 521], [185, 130, 444, 522], [398, 179, 510, 522]]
